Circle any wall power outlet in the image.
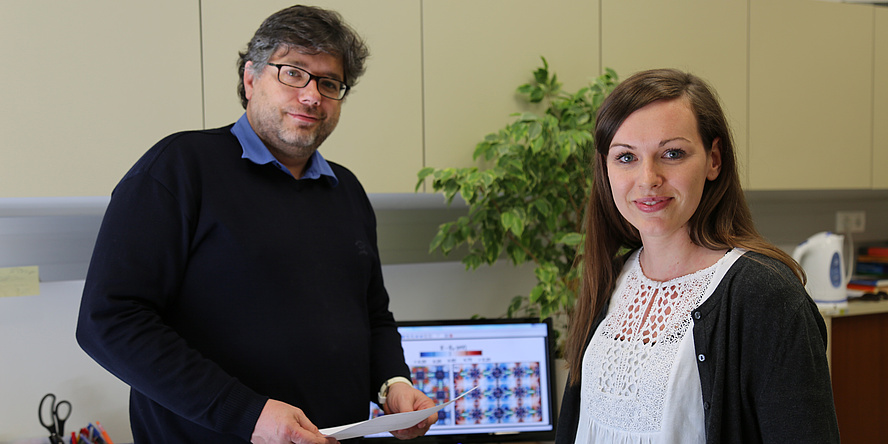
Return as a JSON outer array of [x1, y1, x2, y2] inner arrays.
[[835, 211, 866, 234]]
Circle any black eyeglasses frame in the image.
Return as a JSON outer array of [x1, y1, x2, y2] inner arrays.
[[266, 63, 350, 100]]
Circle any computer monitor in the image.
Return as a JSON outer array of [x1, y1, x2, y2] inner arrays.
[[367, 317, 557, 443]]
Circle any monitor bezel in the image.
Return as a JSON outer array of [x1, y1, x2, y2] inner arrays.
[[367, 317, 558, 444]]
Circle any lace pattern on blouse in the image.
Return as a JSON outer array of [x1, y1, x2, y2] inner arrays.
[[581, 250, 722, 433]]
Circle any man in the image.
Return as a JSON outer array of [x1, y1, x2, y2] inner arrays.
[[76, 5, 436, 443]]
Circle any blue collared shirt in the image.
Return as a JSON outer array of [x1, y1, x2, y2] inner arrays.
[[231, 113, 339, 186]]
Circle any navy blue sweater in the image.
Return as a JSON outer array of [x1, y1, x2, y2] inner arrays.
[[77, 125, 408, 442]]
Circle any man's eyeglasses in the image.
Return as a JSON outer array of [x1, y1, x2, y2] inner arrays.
[[267, 63, 350, 100]]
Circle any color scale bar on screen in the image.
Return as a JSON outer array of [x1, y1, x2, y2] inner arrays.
[[419, 350, 483, 357]]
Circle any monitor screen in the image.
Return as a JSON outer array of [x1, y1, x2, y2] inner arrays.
[[367, 318, 557, 443]]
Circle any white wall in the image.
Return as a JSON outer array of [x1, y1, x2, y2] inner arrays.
[[0, 280, 130, 443], [385, 261, 537, 322]]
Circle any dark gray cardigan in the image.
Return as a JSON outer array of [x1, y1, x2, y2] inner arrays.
[[556, 251, 840, 444]]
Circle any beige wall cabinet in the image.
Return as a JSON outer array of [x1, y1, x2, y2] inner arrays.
[[202, 0, 424, 193], [875, 7, 888, 190], [421, 0, 600, 176], [600, 0, 749, 186], [0, 1, 203, 198], [749, 0, 875, 190]]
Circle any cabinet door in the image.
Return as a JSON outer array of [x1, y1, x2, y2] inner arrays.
[[0, 1, 203, 197], [201, 0, 424, 193], [601, 0, 749, 187], [421, 0, 600, 175], [875, 7, 888, 190], [830, 313, 888, 442], [749, 0, 874, 190]]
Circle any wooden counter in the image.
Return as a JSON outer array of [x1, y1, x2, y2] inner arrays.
[[820, 299, 888, 443]]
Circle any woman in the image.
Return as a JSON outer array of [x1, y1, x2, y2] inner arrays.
[[556, 69, 839, 443]]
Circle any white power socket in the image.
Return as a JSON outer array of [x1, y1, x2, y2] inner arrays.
[[835, 211, 866, 234]]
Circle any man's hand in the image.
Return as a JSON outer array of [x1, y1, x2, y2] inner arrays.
[[383, 383, 438, 440], [252, 399, 339, 444]]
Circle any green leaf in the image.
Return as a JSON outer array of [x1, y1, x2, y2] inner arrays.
[[506, 243, 527, 264], [415, 167, 435, 191], [517, 83, 534, 95], [531, 199, 552, 216], [529, 136, 545, 154], [417, 167, 435, 180], [497, 156, 524, 174], [463, 253, 483, 271], [441, 232, 457, 254], [529, 285, 544, 303], [434, 168, 454, 183], [533, 56, 550, 83], [428, 227, 448, 253], [500, 209, 526, 237], [500, 213, 516, 230], [535, 264, 555, 284], [528, 121, 543, 141], [558, 141, 572, 163], [533, 69, 548, 85], [518, 112, 539, 122], [558, 232, 584, 246]]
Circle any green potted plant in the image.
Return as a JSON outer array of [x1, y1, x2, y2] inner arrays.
[[416, 58, 618, 352]]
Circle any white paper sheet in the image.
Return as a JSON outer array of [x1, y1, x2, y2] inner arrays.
[[319, 386, 479, 440]]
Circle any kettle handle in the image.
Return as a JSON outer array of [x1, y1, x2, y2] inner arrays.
[[791, 240, 812, 264], [841, 233, 854, 286]]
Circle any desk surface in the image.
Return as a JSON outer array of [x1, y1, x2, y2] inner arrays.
[[820, 298, 888, 318]]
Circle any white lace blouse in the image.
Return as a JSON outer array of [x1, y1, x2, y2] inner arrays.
[[575, 248, 745, 444]]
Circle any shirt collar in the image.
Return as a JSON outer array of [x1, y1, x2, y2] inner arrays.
[[231, 113, 338, 186]]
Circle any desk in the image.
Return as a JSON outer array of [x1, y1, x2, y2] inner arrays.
[[820, 299, 888, 443]]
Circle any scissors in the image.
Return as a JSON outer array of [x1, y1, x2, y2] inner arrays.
[[38, 393, 71, 444]]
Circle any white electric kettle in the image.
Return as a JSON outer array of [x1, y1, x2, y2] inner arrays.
[[792, 231, 852, 307]]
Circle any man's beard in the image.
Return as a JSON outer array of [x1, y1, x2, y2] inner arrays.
[[256, 105, 339, 161]]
